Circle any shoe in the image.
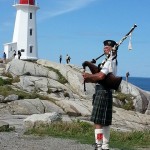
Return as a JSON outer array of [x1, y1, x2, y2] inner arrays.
[[93, 143, 102, 150]]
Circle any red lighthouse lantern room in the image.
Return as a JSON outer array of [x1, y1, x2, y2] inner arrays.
[[19, 0, 35, 5]]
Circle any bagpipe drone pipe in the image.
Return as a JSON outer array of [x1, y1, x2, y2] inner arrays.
[[82, 24, 137, 91]]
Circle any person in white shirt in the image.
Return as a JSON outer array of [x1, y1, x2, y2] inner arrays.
[[82, 40, 118, 150]]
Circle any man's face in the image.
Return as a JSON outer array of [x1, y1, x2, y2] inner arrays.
[[103, 45, 112, 54]]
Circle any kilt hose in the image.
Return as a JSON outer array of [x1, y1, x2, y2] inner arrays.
[[90, 84, 112, 126]]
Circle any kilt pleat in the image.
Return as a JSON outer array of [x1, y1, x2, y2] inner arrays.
[[90, 85, 112, 126]]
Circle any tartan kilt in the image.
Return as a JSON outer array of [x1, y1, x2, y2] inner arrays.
[[90, 85, 112, 126]]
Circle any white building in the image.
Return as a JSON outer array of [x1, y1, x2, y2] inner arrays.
[[4, 0, 39, 60]]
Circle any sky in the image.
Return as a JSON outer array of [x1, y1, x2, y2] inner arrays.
[[0, 0, 150, 78]]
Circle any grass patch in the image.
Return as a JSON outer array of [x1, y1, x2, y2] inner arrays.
[[1, 72, 13, 78], [110, 130, 150, 149], [113, 92, 135, 110], [46, 66, 68, 84], [0, 86, 15, 96], [0, 77, 12, 85], [0, 76, 20, 86], [0, 125, 15, 132], [12, 76, 20, 83], [25, 121, 150, 150], [0, 85, 54, 102], [25, 120, 95, 144]]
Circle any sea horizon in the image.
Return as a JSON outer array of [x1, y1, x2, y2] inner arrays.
[[122, 76, 150, 92]]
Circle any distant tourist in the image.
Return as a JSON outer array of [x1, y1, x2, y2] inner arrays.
[[68, 56, 71, 63], [66, 54, 69, 64], [3, 52, 6, 63], [66, 54, 71, 64], [18, 51, 21, 59], [59, 55, 62, 63], [126, 72, 130, 82], [13, 50, 16, 58]]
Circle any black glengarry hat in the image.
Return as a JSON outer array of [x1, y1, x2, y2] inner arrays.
[[103, 40, 116, 47]]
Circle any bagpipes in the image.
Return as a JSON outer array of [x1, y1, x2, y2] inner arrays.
[[83, 24, 137, 91]]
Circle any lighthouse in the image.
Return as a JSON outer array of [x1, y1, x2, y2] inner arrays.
[[4, 0, 39, 60]]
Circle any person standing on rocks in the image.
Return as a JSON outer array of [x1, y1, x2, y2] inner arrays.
[[3, 52, 6, 63], [66, 54, 69, 64], [13, 50, 16, 58], [18, 51, 21, 59], [126, 72, 130, 82], [59, 55, 62, 63], [68, 55, 71, 63], [82, 40, 118, 150]]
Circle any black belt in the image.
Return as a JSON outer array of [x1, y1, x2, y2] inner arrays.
[[95, 84, 111, 91]]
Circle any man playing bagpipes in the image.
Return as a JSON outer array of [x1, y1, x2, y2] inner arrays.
[[82, 40, 118, 150], [82, 24, 137, 150]]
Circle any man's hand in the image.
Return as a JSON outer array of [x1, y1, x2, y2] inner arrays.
[[82, 61, 89, 69], [82, 72, 91, 83]]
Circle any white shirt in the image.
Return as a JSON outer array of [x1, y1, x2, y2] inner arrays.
[[100, 56, 117, 76]]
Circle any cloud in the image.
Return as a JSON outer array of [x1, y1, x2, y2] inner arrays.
[[38, 0, 97, 21]]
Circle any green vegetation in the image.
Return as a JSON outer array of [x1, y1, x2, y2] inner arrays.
[[46, 66, 68, 84], [0, 85, 27, 97], [0, 125, 15, 132], [0, 77, 12, 85], [110, 130, 150, 149], [0, 85, 55, 102], [113, 91, 135, 110], [25, 121, 150, 150], [0, 75, 20, 86], [25, 120, 94, 144], [2, 72, 13, 78]]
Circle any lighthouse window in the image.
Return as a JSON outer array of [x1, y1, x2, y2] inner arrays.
[[21, 49, 24, 52], [30, 46, 33, 53], [30, 29, 32, 36], [30, 13, 32, 19]]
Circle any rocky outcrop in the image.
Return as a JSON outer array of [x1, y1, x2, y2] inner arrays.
[[0, 59, 150, 131], [24, 112, 62, 129], [120, 80, 150, 113], [0, 121, 10, 131]]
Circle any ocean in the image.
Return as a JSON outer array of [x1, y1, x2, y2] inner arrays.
[[122, 77, 150, 92]]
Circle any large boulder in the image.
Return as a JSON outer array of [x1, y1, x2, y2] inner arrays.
[[120, 80, 150, 113], [24, 112, 62, 129]]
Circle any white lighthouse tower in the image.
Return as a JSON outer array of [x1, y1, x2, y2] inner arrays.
[[4, 0, 39, 60]]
